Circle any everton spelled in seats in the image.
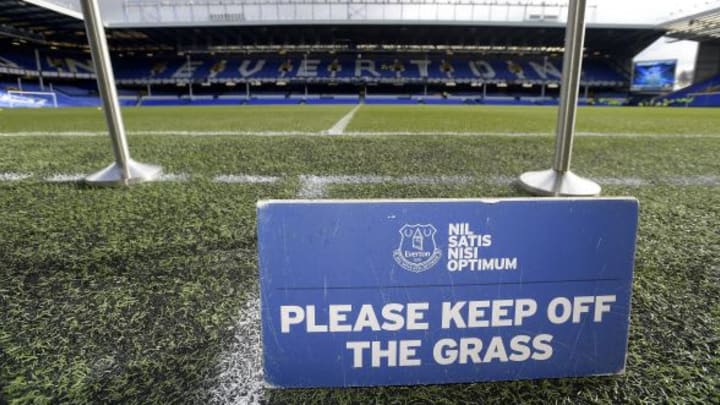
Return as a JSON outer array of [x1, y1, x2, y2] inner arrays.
[[0, 50, 626, 86]]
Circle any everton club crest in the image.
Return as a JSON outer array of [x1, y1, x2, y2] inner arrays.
[[393, 224, 442, 273]]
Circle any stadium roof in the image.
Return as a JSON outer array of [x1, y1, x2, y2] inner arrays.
[[141, 24, 663, 58], [0, 0, 663, 59], [663, 7, 720, 44], [0, 0, 85, 46]]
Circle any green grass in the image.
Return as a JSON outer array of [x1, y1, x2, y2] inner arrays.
[[0, 135, 719, 179], [2, 105, 720, 135], [0, 106, 352, 133], [0, 105, 719, 404], [348, 105, 720, 134]]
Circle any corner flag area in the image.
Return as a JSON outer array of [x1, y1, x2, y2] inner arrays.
[[0, 105, 718, 403]]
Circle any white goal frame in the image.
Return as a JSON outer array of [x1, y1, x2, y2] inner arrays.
[[7, 90, 58, 108]]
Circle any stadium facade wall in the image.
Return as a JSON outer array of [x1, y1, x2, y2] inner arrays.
[[694, 42, 720, 84]]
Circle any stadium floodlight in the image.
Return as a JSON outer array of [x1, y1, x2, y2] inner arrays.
[[518, 0, 600, 197], [80, 0, 161, 186]]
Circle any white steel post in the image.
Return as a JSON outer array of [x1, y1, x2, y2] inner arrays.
[[517, 0, 600, 196], [35, 48, 45, 90], [186, 53, 194, 100], [81, 0, 161, 186]]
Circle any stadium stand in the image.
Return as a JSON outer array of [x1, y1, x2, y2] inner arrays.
[[651, 73, 720, 106], [1, 0, 718, 107], [1, 50, 625, 84], [0, 49, 630, 106]]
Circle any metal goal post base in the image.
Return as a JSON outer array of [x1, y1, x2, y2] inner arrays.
[[518, 169, 601, 197], [85, 159, 162, 186]]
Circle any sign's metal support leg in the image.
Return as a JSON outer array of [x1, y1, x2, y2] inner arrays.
[[81, 0, 161, 186], [518, 0, 600, 196]]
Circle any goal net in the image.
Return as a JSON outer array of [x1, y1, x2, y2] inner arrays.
[[2, 90, 58, 108]]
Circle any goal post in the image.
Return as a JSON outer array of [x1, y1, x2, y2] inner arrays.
[[7, 90, 58, 108]]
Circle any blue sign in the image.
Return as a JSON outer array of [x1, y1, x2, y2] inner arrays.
[[257, 198, 639, 388]]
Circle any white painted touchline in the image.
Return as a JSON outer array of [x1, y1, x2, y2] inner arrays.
[[0, 130, 718, 138], [488, 175, 516, 185], [209, 293, 265, 405], [590, 177, 648, 186], [136, 131, 316, 136], [44, 173, 86, 182], [213, 175, 280, 184], [159, 173, 190, 182], [298, 175, 389, 198], [42, 173, 191, 183], [325, 104, 362, 135], [397, 175, 474, 185], [298, 174, 474, 198], [666, 175, 720, 186], [342, 131, 720, 138], [0, 131, 318, 137], [0, 172, 717, 188], [0, 172, 32, 181], [0, 131, 104, 137]]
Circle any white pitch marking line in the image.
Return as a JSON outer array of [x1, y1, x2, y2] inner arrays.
[[137, 131, 315, 136], [297, 174, 474, 198], [44, 173, 86, 183], [295, 174, 714, 198], [1, 172, 717, 188], [209, 293, 265, 405], [341, 131, 720, 139], [297, 175, 390, 198], [488, 175, 516, 185], [325, 104, 362, 135], [666, 175, 720, 186], [397, 175, 474, 185], [0, 131, 318, 137], [43, 173, 193, 183], [0, 131, 103, 137], [0, 130, 719, 138], [590, 177, 648, 187], [0, 172, 32, 181], [213, 174, 280, 184], [159, 173, 190, 182]]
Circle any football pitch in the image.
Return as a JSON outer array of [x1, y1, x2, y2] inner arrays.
[[0, 105, 718, 403]]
